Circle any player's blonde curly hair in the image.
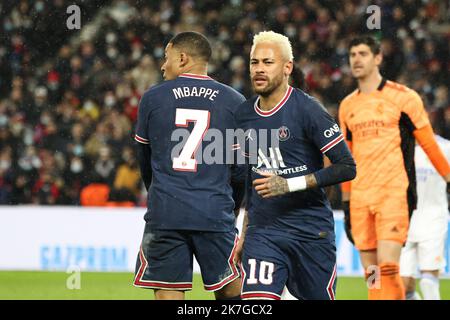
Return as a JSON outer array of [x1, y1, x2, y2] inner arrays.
[[251, 31, 294, 62]]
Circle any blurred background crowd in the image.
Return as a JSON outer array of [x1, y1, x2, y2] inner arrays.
[[0, 0, 449, 207]]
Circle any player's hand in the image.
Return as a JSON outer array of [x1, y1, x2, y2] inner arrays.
[[342, 201, 354, 245], [253, 172, 289, 198]]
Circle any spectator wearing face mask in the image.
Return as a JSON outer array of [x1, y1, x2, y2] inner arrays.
[[65, 123, 86, 157], [84, 122, 109, 159], [93, 145, 116, 185], [60, 155, 88, 204], [17, 145, 41, 174]]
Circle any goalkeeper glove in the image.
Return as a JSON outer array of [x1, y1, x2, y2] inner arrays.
[[342, 201, 354, 245]]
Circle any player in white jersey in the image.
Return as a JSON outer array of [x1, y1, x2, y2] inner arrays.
[[400, 135, 450, 300]]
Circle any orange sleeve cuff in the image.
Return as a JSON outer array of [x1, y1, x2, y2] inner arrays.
[[413, 125, 450, 177]]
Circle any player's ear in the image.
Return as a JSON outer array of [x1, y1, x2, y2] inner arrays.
[[284, 60, 293, 77], [179, 52, 189, 68], [375, 52, 382, 67]]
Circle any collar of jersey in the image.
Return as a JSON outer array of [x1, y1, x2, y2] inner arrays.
[[178, 73, 212, 80], [254, 86, 293, 117], [357, 77, 387, 95]]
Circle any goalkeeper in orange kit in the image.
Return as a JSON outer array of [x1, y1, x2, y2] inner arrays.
[[338, 36, 450, 300]]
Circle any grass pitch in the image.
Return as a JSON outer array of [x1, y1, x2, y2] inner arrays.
[[0, 271, 449, 300]]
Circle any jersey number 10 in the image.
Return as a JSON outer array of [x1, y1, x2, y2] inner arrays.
[[246, 259, 274, 285], [172, 108, 211, 172]]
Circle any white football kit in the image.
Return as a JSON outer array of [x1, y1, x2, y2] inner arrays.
[[400, 135, 449, 276]]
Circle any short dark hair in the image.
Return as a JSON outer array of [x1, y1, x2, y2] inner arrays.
[[169, 31, 212, 62], [349, 36, 381, 55]]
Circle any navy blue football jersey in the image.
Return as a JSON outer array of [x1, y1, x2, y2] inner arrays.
[[135, 73, 245, 231], [236, 86, 350, 241]]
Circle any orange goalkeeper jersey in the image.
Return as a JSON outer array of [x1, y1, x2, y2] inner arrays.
[[338, 79, 430, 209]]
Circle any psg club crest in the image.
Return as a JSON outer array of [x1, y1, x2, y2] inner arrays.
[[278, 126, 290, 141]]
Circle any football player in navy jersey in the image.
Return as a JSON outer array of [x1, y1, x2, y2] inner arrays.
[[133, 32, 245, 300], [235, 31, 356, 300]]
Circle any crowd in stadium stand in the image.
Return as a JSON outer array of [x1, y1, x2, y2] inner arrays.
[[0, 0, 449, 206]]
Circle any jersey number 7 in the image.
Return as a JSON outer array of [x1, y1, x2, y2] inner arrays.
[[172, 108, 210, 172]]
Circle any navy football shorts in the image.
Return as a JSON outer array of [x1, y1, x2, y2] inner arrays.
[[134, 224, 240, 291], [240, 229, 337, 300]]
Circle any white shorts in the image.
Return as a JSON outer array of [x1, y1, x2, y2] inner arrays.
[[400, 234, 447, 277]]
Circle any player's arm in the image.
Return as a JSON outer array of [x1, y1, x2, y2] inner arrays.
[[234, 163, 251, 264], [310, 133, 356, 188], [402, 90, 450, 184], [234, 209, 248, 265], [414, 125, 450, 179], [414, 126, 450, 200], [134, 92, 152, 191], [337, 102, 354, 243], [338, 103, 353, 202], [254, 138, 356, 197], [230, 95, 249, 215], [230, 164, 247, 216], [313, 101, 357, 188], [320, 139, 356, 244], [414, 125, 450, 184], [254, 102, 356, 198], [136, 142, 152, 191]]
